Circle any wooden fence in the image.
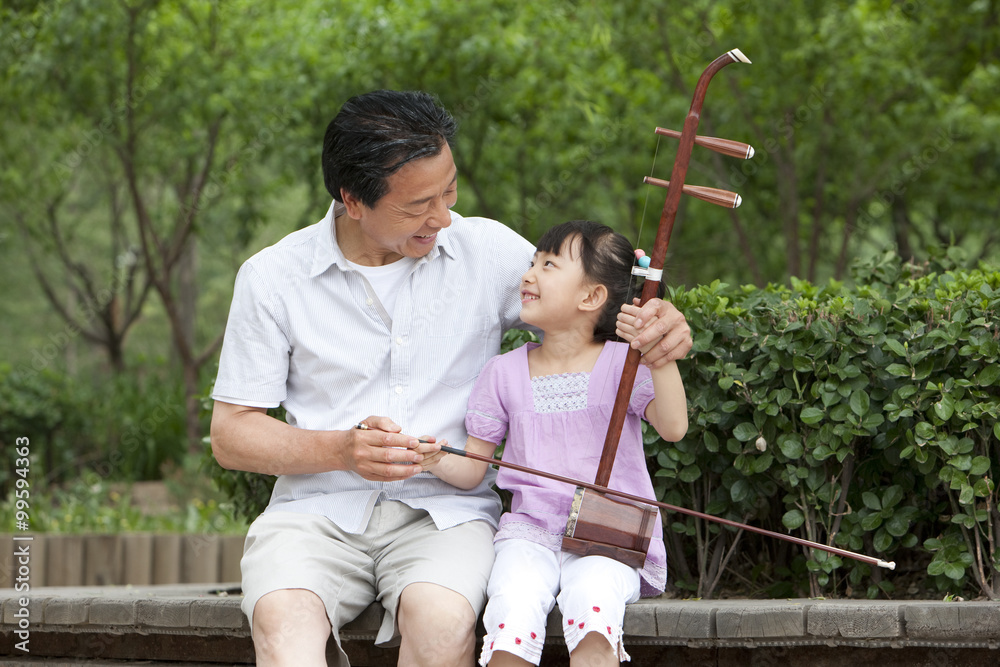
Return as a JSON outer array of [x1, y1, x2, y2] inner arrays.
[[1, 533, 245, 588]]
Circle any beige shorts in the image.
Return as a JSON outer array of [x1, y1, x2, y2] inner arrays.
[[240, 502, 496, 655]]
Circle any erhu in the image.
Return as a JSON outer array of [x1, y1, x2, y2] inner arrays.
[[444, 48, 896, 572]]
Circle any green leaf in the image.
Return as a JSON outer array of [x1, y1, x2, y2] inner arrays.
[[927, 560, 947, 576], [861, 512, 883, 531], [782, 509, 805, 530], [873, 529, 892, 551], [678, 465, 702, 483], [752, 453, 774, 474], [970, 456, 991, 476], [886, 514, 909, 537], [933, 394, 955, 421], [703, 431, 719, 453], [779, 437, 804, 459], [974, 478, 995, 497], [944, 563, 966, 581], [793, 356, 814, 372], [850, 389, 870, 417], [882, 485, 903, 509], [730, 479, 751, 503], [800, 407, 825, 425], [915, 422, 935, 442], [959, 484, 975, 505], [733, 422, 759, 442], [886, 363, 912, 377], [976, 365, 1000, 386], [884, 338, 907, 357], [862, 492, 881, 511]]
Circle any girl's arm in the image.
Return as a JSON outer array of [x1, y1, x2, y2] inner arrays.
[[617, 300, 689, 442], [645, 361, 689, 442], [418, 435, 498, 490]]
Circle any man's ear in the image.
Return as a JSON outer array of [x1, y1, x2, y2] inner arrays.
[[340, 188, 365, 220], [579, 284, 608, 313]]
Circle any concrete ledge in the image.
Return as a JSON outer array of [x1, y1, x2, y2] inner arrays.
[[2, 585, 1000, 664]]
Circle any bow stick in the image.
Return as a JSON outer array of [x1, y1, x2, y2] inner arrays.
[[438, 445, 895, 570]]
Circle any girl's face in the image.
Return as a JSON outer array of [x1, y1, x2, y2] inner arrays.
[[520, 237, 596, 330]]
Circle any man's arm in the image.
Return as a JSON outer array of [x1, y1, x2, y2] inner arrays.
[[210, 401, 429, 481]]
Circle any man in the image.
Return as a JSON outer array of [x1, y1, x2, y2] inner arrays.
[[210, 90, 691, 667]]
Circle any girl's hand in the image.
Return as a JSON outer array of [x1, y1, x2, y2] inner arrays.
[[617, 298, 692, 368], [414, 436, 447, 472]]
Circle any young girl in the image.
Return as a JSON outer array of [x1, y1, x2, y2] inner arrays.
[[424, 219, 688, 666]]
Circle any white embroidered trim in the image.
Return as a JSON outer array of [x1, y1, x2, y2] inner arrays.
[[479, 623, 545, 666], [531, 372, 589, 413], [495, 522, 564, 551]]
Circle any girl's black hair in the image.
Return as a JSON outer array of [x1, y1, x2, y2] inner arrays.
[[322, 90, 457, 208], [535, 220, 666, 342]]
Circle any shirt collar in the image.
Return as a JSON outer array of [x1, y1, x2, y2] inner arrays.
[[311, 200, 458, 278]]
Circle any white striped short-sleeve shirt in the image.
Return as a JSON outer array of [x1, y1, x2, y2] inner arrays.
[[212, 201, 535, 533]]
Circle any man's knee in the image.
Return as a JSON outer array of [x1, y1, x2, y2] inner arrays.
[[399, 583, 477, 655], [252, 589, 331, 661]]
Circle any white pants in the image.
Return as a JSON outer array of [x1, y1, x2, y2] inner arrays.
[[479, 538, 641, 666]]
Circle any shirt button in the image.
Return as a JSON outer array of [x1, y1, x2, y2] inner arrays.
[[395, 337, 403, 345], [395, 385, 403, 394], [366, 298, 374, 306]]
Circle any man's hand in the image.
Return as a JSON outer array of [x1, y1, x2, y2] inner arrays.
[[347, 415, 430, 481], [616, 298, 692, 368]]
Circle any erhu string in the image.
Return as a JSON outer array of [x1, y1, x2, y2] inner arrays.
[[598, 129, 664, 478]]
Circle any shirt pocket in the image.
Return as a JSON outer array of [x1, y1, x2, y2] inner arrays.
[[421, 314, 495, 388]]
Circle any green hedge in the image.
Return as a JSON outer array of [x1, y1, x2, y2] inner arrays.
[[205, 250, 1000, 600], [656, 249, 1000, 600], [0, 367, 188, 496]]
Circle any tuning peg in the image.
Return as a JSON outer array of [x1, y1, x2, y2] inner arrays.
[[654, 127, 754, 160], [643, 176, 741, 208]]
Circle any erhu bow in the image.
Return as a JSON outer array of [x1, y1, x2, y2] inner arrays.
[[445, 48, 896, 572]]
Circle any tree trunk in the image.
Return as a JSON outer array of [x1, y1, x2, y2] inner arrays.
[[178, 236, 198, 366]]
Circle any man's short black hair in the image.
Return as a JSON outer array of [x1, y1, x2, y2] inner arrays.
[[322, 90, 457, 209]]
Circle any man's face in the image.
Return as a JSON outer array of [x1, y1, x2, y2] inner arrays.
[[343, 142, 458, 263]]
